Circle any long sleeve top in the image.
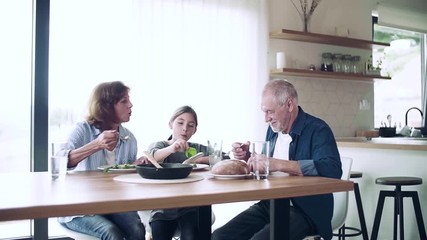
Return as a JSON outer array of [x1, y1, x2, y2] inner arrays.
[[265, 106, 342, 240], [58, 121, 138, 223]]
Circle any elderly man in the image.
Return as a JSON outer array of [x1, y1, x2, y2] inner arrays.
[[212, 79, 342, 240]]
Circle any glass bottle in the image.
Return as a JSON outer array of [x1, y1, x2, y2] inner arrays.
[[321, 52, 333, 72]]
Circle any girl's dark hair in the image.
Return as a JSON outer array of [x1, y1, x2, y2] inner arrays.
[[86, 81, 129, 129]]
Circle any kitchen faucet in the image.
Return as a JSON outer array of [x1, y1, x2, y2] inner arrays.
[[405, 107, 424, 127]]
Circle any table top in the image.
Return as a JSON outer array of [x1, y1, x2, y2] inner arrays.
[[0, 170, 353, 221]]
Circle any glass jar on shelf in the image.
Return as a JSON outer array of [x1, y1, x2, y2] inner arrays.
[[342, 54, 352, 73], [351, 56, 361, 74], [332, 53, 342, 72], [321, 52, 333, 72]]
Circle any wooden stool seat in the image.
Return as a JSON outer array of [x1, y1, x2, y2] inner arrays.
[[371, 176, 426, 240], [350, 171, 363, 178], [376, 176, 422, 186]]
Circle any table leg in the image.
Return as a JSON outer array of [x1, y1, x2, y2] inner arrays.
[[270, 198, 290, 240], [198, 205, 212, 239], [34, 218, 48, 240]]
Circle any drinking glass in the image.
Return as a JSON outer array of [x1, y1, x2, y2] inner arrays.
[[207, 139, 222, 168], [250, 141, 270, 180], [50, 142, 68, 181]]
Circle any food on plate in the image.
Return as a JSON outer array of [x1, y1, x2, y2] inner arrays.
[[211, 159, 249, 175], [185, 147, 197, 158], [103, 164, 135, 172]]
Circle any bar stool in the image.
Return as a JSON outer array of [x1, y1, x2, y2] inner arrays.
[[371, 176, 427, 240], [333, 171, 369, 240]]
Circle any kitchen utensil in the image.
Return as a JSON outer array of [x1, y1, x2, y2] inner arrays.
[[387, 114, 392, 128], [400, 126, 411, 137], [183, 152, 204, 164], [136, 163, 193, 179], [142, 151, 163, 169], [410, 128, 422, 137]]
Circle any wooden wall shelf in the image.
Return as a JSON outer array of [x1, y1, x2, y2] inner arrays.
[[270, 68, 391, 81], [269, 29, 390, 50]]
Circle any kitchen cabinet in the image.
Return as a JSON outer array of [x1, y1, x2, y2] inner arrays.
[[270, 29, 391, 81]]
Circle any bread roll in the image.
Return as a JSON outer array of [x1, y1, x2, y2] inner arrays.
[[211, 159, 249, 175]]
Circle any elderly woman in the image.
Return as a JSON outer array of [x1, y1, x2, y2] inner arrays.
[[58, 81, 146, 240]]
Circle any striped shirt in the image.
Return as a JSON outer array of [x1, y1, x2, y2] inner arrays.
[[58, 121, 138, 223], [65, 121, 138, 171]]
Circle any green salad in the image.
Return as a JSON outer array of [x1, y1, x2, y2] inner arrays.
[[185, 147, 197, 158], [103, 164, 135, 172]]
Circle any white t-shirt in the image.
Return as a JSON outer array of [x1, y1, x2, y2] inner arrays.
[[271, 133, 292, 177], [273, 132, 292, 160], [105, 149, 116, 165]]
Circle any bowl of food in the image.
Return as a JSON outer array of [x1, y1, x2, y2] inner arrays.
[[136, 163, 193, 179]]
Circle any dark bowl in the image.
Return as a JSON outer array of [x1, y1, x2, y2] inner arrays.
[[136, 163, 193, 179]]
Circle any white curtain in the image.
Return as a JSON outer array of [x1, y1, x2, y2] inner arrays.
[[49, 0, 269, 152], [127, 0, 269, 150]]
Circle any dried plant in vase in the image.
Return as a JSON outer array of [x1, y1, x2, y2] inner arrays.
[[290, 0, 322, 32]]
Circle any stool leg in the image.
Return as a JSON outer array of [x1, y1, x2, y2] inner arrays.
[[395, 186, 404, 240], [354, 183, 369, 240], [371, 191, 388, 240], [407, 191, 427, 239], [393, 191, 398, 240]]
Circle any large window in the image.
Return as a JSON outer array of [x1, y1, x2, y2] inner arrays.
[[49, 0, 268, 149], [1, 0, 267, 238], [0, 0, 33, 238], [373, 18, 426, 130]]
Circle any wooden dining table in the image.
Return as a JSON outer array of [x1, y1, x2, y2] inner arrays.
[[0, 170, 353, 240]]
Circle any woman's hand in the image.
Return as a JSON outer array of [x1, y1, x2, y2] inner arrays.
[[97, 130, 119, 151]]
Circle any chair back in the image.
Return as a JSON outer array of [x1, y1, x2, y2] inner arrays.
[[331, 156, 353, 230]]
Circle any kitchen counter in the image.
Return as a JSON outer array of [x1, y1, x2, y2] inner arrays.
[[336, 137, 427, 151]]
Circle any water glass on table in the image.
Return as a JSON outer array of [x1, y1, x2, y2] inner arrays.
[[207, 139, 222, 168], [250, 141, 270, 180], [51, 142, 68, 181]]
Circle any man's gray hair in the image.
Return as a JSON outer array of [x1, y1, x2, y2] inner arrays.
[[263, 79, 298, 106]]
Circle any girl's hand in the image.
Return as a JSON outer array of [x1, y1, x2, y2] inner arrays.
[[170, 138, 189, 153]]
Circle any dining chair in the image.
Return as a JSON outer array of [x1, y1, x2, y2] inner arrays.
[[303, 156, 353, 240], [332, 156, 353, 239]]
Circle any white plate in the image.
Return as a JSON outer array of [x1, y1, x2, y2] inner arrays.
[[98, 165, 137, 173], [192, 164, 209, 171], [211, 173, 253, 179]]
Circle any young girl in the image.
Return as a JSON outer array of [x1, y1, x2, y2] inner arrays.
[[147, 105, 220, 240]]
